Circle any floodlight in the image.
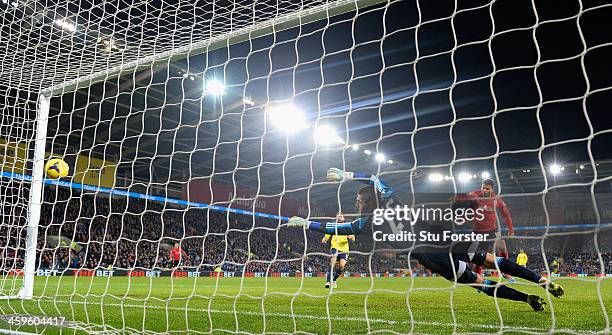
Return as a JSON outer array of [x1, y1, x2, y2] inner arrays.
[[549, 164, 562, 175], [315, 125, 344, 145], [458, 172, 472, 183], [375, 153, 385, 162], [428, 173, 444, 182], [204, 79, 225, 96], [54, 18, 76, 33], [267, 104, 308, 134], [242, 97, 255, 106]]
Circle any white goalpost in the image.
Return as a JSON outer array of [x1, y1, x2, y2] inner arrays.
[[0, 0, 611, 334], [10, 0, 386, 303], [18, 94, 49, 301]]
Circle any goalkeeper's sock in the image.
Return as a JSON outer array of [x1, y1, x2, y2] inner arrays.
[[326, 269, 332, 282], [476, 279, 528, 302], [496, 257, 542, 283], [333, 269, 342, 281]]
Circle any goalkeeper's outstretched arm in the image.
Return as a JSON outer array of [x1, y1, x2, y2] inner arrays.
[[327, 168, 394, 198], [287, 168, 394, 235], [288, 216, 369, 235]]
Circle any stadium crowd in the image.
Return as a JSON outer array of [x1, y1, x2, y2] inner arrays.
[[0, 184, 610, 276], [32, 186, 397, 274]]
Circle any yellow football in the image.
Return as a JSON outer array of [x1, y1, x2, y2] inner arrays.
[[45, 158, 69, 179]]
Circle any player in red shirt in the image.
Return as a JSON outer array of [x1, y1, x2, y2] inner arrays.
[[460, 178, 515, 279], [170, 243, 189, 268]]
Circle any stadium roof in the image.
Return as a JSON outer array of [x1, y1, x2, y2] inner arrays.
[[0, 0, 383, 92]]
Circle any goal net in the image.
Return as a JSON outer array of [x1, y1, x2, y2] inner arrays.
[[0, 0, 611, 333]]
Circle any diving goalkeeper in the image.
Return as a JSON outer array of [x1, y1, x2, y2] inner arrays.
[[288, 168, 564, 312]]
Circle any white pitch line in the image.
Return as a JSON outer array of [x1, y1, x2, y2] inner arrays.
[[28, 282, 271, 289], [43, 299, 604, 335]]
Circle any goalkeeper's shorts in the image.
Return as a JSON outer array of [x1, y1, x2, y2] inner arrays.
[[412, 252, 477, 284], [412, 250, 487, 284], [330, 248, 349, 261]]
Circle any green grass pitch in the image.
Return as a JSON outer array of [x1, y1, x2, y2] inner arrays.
[[0, 276, 610, 334]]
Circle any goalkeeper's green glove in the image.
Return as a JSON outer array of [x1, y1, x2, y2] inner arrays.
[[287, 216, 309, 228], [326, 168, 354, 182]]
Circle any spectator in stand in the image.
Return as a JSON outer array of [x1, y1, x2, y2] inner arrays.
[[15, 185, 608, 276]]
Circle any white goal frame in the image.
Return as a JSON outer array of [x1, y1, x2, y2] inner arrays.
[[13, 0, 386, 302]]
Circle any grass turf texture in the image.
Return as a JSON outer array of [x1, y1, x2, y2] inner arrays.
[[0, 276, 609, 334]]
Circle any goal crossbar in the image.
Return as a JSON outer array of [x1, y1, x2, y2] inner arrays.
[[20, 0, 386, 302], [40, 0, 386, 98]]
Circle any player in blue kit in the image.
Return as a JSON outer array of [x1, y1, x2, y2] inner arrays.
[[288, 168, 564, 311]]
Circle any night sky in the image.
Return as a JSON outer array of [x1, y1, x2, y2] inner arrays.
[[169, 0, 612, 165], [25, 0, 612, 197]]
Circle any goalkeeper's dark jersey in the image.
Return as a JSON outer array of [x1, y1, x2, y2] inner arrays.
[[316, 173, 479, 268], [317, 172, 402, 237], [310, 172, 490, 284]]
